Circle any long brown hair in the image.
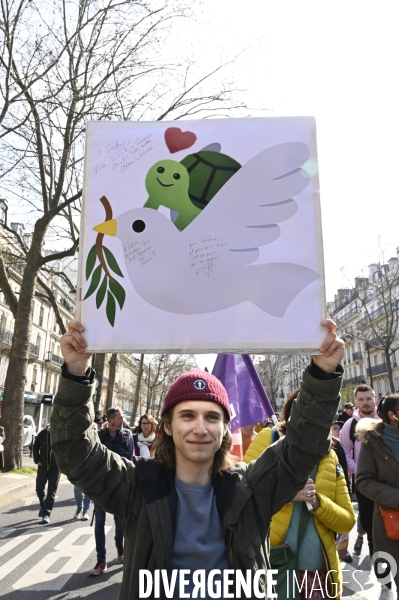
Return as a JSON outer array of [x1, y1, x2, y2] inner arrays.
[[278, 387, 300, 435], [151, 409, 237, 476]]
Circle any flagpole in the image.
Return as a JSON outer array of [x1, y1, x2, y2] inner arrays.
[[270, 414, 281, 435]]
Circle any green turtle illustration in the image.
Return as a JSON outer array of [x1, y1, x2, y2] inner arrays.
[[144, 150, 241, 230], [144, 159, 200, 231]]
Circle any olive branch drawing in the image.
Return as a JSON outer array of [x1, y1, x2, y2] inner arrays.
[[84, 195, 126, 326]]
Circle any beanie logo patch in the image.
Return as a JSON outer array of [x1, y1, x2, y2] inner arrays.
[[193, 379, 207, 391]]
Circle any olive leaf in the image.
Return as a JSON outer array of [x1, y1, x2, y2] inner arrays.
[[96, 274, 108, 308], [87, 195, 127, 326], [103, 246, 124, 278], [86, 245, 98, 280], [106, 290, 116, 327], [109, 279, 126, 309], [83, 264, 102, 300]]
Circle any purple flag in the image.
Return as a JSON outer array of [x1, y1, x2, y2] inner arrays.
[[212, 354, 274, 432]]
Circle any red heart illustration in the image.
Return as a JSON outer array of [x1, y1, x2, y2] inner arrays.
[[164, 127, 197, 154]]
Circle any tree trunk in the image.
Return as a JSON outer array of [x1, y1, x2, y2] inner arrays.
[[106, 353, 118, 412], [269, 379, 277, 411], [130, 354, 144, 427], [147, 386, 153, 413], [155, 384, 166, 419], [385, 349, 395, 393], [2, 264, 38, 469], [94, 353, 106, 413]]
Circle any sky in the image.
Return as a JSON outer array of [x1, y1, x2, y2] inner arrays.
[[6, 0, 398, 368], [10, 0, 398, 303], [175, 0, 398, 302], [176, 0, 399, 369]]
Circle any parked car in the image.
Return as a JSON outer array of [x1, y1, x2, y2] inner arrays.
[[23, 415, 36, 449]]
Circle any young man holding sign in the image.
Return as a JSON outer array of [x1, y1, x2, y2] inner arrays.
[[50, 319, 344, 600]]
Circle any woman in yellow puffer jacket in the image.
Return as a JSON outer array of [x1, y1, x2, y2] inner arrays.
[[244, 389, 355, 600]]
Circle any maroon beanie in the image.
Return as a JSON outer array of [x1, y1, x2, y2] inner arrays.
[[161, 369, 231, 422]]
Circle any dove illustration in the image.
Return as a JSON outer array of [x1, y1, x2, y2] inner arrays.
[[93, 142, 320, 317]]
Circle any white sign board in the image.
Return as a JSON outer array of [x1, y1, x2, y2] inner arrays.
[[77, 117, 326, 353]]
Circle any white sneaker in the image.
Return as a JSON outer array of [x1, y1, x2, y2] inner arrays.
[[73, 510, 81, 519], [41, 515, 50, 524], [82, 512, 89, 521], [378, 585, 394, 600]]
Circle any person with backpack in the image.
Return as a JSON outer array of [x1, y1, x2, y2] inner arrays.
[[33, 424, 61, 524], [90, 405, 134, 575], [340, 384, 379, 559]]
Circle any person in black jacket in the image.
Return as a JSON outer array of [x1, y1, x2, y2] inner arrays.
[[90, 406, 134, 575], [33, 425, 60, 524], [337, 402, 355, 424]]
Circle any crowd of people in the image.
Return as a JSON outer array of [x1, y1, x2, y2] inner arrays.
[[25, 317, 398, 600], [32, 401, 159, 573]]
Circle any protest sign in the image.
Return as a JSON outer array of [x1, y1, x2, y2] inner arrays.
[[78, 117, 325, 352]]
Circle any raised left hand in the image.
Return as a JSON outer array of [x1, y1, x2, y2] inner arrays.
[[292, 477, 320, 510]]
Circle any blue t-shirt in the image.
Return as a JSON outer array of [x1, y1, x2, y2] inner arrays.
[[171, 477, 230, 599]]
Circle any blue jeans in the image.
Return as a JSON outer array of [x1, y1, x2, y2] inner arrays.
[[94, 505, 124, 562], [74, 486, 91, 513]]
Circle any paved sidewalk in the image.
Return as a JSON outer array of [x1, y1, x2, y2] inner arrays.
[[0, 450, 67, 509]]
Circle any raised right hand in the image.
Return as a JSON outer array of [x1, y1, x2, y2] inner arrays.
[[60, 320, 92, 376]]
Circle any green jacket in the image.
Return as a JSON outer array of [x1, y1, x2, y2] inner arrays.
[[50, 367, 342, 600]]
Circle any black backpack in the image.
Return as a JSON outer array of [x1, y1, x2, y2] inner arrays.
[[349, 417, 358, 448]]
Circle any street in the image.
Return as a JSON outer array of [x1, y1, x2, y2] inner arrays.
[[0, 475, 386, 600], [0, 479, 122, 599]]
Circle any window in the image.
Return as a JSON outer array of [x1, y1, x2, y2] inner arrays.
[[374, 355, 378, 366], [31, 367, 38, 391], [395, 378, 399, 392], [0, 357, 9, 386], [377, 381, 382, 395], [39, 306, 44, 327], [385, 380, 390, 395]]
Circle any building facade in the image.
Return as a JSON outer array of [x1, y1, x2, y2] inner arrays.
[[267, 250, 399, 407], [327, 252, 399, 401]]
